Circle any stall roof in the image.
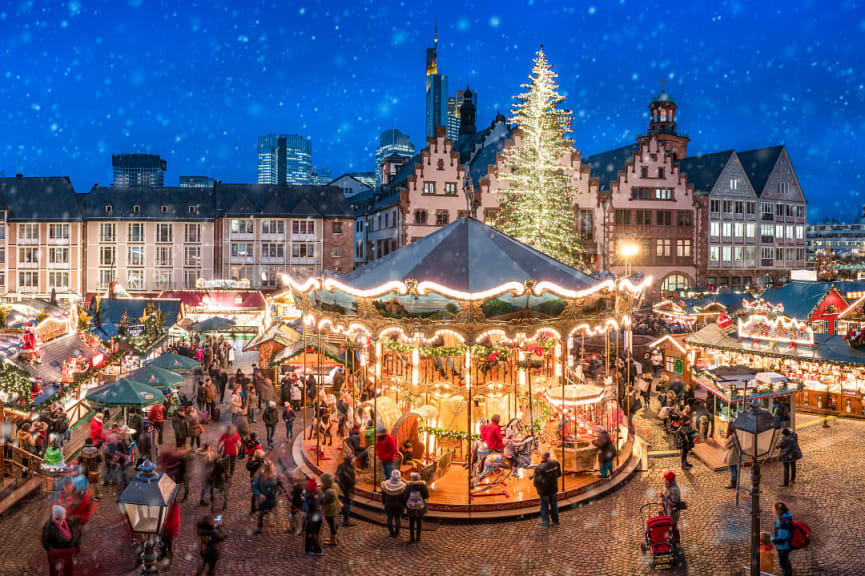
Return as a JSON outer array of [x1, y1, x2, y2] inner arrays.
[[757, 281, 865, 321], [158, 290, 266, 311], [338, 217, 602, 294], [686, 323, 865, 366]]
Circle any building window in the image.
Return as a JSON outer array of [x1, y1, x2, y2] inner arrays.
[[778, 182, 790, 194], [658, 167, 665, 179], [435, 210, 449, 226], [746, 223, 756, 238], [184, 223, 201, 244], [18, 247, 39, 265], [785, 225, 794, 239], [635, 210, 649, 226], [722, 200, 732, 214], [160, 205, 168, 213], [730, 178, 739, 190], [615, 210, 631, 225], [292, 243, 314, 258], [18, 223, 39, 241], [128, 223, 144, 243], [579, 210, 594, 239], [745, 246, 755, 263], [19, 271, 39, 289], [631, 188, 651, 200], [231, 243, 252, 257], [414, 210, 428, 225], [187, 205, 196, 214], [184, 245, 202, 267], [261, 243, 284, 259], [48, 224, 70, 241], [656, 211, 672, 226], [734, 201, 744, 214], [775, 224, 783, 239], [734, 222, 744, 238], [384, 213, 390, 228], [796, 206, 804, 218], [292, 220, 314, 235], [776, 204, 784, 216], [154, 246, 171, 267], [133, 204, 141, 214], [231, 219, 254, 234], [641, 167, 648, 178], [676, 212, 692, 227], [710, 246, 720, 262], [795, 225, 804, 240], [155, 223, 172, 243], [97, 269, 113, 290], [761, 246, 774, 263], [655, 239, 672, 257], [722, 246, 732, 262], [423, 182, 436, 195], [735, 246, 744, 262], [776, 247, 784, 261], [153, 269, 172, 289], [48, 271, 69, 289], [105, 204, 113, 214], [445, 182, 457, 196], [709, 200, 720, 214], [183, 269, 199, 289], [747, 202, 756, 215], [99, 223, 116, 243], [128, 246, 145, 267], [654, 188, 672, 200], [661, 274, 690, 292], [331, 246, 343, 258], [332, 221, 343, 234], [676, 239, 691, 258], [262, 220, 285, 235], [0, 249, 5, 264], [48, 247, 69, 265], [437, 159, 445, 170]]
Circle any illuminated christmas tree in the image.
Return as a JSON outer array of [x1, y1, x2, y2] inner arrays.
[[494, 46, 583, 269]]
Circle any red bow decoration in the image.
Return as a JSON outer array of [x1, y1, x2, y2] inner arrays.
[[488, 351, 500, 362]]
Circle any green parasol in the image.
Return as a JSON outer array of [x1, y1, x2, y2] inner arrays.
[[85, 378, 165, 408], [126, 365, 186, 388], [147, 352, 200, 372]]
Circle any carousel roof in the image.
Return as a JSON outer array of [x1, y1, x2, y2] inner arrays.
[[339, 218, 601, 294]]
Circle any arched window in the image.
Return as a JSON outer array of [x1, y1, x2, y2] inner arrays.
[[661, 274, 690, 293], [660, 110, 667, 122]]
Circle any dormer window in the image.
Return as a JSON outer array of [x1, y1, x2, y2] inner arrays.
[[187, 205, 196, 214], [132, 204, 141, 214], [160, 205, 168, 213], [104, 204, 113, 214]]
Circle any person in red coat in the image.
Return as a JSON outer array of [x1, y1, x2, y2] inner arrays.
[[56, 478, 94, 527], [486, 414, 505, 452], [148, 403, 166, 444], [89, 414, 106, 447], [375, 431, 398, 481], [160, 499, 181, 565]]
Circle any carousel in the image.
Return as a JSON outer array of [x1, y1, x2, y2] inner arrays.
[[276, 218, 649, 517]]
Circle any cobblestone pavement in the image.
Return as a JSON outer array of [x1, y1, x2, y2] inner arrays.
[[2, 355, 862, 575]]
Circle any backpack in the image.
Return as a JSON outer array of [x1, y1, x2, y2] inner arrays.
[[790, 520, 810, 550], [406, 488, 425, 511], [674, 429, 685, 449]]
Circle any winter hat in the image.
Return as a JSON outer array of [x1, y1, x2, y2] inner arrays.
[[253, 449, 264, 459], [306, 478, 319, 491], [284, 402, 290, 407], [52, 505, 66, 520], [343, 453, 354, 463], [410, 472, 421, 481], [383, 470, 405, 492], [269, 401, 276, 407], [664, 471, 676, 482]]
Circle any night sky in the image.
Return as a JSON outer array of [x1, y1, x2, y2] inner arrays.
[[2, 0, 863, 221]]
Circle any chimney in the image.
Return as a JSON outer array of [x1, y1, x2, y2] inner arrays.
[[15, 173, 23, 178]]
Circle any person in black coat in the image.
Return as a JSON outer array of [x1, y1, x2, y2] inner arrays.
[[347, 425, 367, 468], [404, 472, 429, 543], [778, 428, 803, 486], [195, 515, 224, 576], [335, 454, 356, 526], [533, 452, 562, 527], [42, 505, 81, 576]]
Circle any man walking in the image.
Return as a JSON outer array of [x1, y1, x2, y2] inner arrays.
[[533, 452, 562, 527]]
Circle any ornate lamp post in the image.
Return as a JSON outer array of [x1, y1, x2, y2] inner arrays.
[[731, 402, 780, 576], [117, 460, 178, 576]]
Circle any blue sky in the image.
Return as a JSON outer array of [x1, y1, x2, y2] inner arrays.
[[2, 0, 864, 221]]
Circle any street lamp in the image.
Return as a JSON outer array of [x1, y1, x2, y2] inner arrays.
[[117, 460, 178, 576], [731, 402, 780, 576], [620, 242, 639, 278]]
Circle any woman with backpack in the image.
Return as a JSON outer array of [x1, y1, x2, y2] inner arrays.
[[404, 472, 429, 543], [320, 473, 342, 545], [772, 501, 795, 576], [778, 428, 803, 487], [252, 461, 278, 535]]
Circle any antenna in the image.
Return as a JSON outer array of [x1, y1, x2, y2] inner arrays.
[[435, 20, 438, 44], [17, 145, 23, 175]]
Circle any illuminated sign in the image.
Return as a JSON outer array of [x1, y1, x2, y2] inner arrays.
[[846, 291, 865, 300], [90, 353, 105, 368], [196, 278, 251, 289], [737, 314, 814, 346]]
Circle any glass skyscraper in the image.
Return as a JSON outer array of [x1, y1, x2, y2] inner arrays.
[[257, 133, 312, 185], [112, 154, 167, 187], [425, 26, 448, 139], [375, 129, 415, 188], [447, 89, 478, 141]]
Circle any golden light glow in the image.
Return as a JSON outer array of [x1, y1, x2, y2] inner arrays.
[[620, 243, 639, 258]]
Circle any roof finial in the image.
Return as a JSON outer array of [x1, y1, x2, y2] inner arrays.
[[434, 20, 438, 44], [660, 77, 666, 92]]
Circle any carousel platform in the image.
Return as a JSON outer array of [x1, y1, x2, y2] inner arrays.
[[293, 430, 641, 521]]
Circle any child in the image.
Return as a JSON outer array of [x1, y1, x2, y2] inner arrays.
[[760, 531, 775, 575], [401, 441, 414, 468], [243, 432, 262, 461]]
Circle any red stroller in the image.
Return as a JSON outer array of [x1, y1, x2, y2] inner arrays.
[[639, 503, 680, 569]]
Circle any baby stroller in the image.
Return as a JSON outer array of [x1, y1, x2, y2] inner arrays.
[[639, 503, 680, 569]]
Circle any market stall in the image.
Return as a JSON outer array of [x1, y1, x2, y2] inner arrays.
[[272, 218, 648, 517], [159, 289, 268, 331]]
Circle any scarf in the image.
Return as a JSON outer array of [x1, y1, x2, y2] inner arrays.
[[54, 519, 72, 541]]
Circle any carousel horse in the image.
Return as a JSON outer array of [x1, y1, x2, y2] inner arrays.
[[472, 433, 538, 488], [471, 419, 533, 487]]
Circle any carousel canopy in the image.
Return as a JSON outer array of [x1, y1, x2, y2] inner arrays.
[[338, 218, 601, 294]]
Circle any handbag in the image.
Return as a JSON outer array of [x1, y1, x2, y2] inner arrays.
[[674, 500, 688, 511]]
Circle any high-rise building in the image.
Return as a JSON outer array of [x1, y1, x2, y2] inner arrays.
[[179, 175, 215, 188], [310, 167, 333, 185], [447, 87, 479, 141], [425, 24, 448, 139], [375, 129, 415, 188], [112, 154, 166, 187], [257, 134, 312, 185]]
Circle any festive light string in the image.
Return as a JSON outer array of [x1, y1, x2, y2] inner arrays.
[[647, 335, 689, 355], [838, 293, 865, 319], [414, 280, 525, 300], [737, 314, 815, 345], [566, 318, 621, 340]]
